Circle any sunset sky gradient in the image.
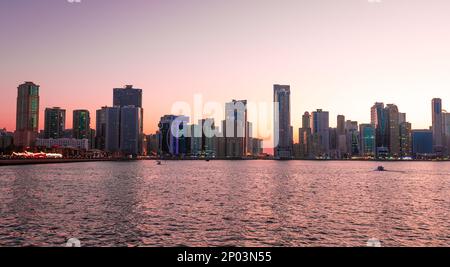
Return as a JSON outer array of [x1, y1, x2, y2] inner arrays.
[[1, 0, 450, 137]]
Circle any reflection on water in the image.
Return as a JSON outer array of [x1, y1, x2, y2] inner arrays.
[[0, 161, 449, 247]]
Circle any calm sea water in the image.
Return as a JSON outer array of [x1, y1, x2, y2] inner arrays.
[[0, 161, 449, 247]]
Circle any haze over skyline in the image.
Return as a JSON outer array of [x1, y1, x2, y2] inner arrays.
[[1, 0, 450, 136]]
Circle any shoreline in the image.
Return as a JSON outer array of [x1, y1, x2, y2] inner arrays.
[[1, 158, 449, 166]]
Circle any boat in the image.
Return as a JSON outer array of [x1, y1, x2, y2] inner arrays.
[[376, 166, 385, 171]]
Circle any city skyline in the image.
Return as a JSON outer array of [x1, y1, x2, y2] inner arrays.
[[2, 0, 450, 134]]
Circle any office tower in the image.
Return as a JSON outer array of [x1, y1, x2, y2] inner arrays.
[[399, 122, 412, 158], [14, 82, 40, 148], [328, 128, 338, 158], [120, 106, 142, 156], [345, 120, 359, 156], [443, 112, 450, 155], [359, 124, 375, 157], [95, 107, 108, 150], [158, 115, 189, 156], [198, 118, 218, 157], [371, 102, 388, 156], [273, 85, 292, 158], [385, 104, 400, 156], [44, 107, 66, 139], [113, 85, 144, 155], [225, 99, 248, 158], [432, 98, 444, 154], [73, 110, 91, 140], [337, 115, 345, 135], [299, 112, 312, 158], [113, 85, 142, 107], [412, 130, 433, 158], [311, 109, 330, 156], [105, 107, 121, 153], [399, 113, 406, 124]]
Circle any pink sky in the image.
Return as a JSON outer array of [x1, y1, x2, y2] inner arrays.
[[1, 0, 450, 139]]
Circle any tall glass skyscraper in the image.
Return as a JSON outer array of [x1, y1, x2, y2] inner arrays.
[[371, 102, 388, 154], [432, 98, 443, 154], [113, 85, 144, 155], [120, 106, 142, 156], [73, 110, 91, 139], [274, 84, 292, 159], [359, 124, 375, 157], [225, 99, 249, 157], [14, 82, 40, 148], [44, 107, 66, 139], [311, 109, 330, 156]]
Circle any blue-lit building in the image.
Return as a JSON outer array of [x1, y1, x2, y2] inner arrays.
[[359, 124, 375, 157], [158, 115, 189, 157], [412, 130, 433, 157]]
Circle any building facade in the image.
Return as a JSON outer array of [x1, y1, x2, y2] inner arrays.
[[273, 85, 293, 159], [44, 107, 66, 139], [14, 82, 40, 148], [73, 110, 91, 140]]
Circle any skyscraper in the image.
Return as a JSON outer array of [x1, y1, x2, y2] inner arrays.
[[95, 106, 108, 150], [104, 107, 121, 153], [113, 85, 144, 155], [225, 99, 249, 158], [14, 82, 40, 148], [273, 84, 292, 158], [386, 104, 400, 156], [113, 85, 143, 108], [298, 111, 312, 158], [73, 110, 91, 139], [158, 115, 189, 156], [432, 98, 444, 154], [443, 112, 450, 156], [399, 122, 412, 158], [311, 109, 330, 156], [371, 102, 388, 155], [44, 107, 66, 139], [120, 106, 143, 156], [359, 124, 375, 157]]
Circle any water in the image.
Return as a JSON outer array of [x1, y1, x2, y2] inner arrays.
[[0, 161, 449, 247]]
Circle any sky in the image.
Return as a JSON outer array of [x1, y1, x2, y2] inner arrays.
[[1, 0, 450, 140]]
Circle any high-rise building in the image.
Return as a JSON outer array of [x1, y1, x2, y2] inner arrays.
[[443, 112, 450, 156], [273, 85, 292, 158], [371, 102, 388, 156], [113, 85, 142, 108], [399, 122, 412, 158], [337, 115, 346, 135], [113, 85, 144, 154], [311, 109, 330, 156], [298, 111, 312, 158], [73, 110, 91, 140], [120, 106, 143, 156], [158, 115, 189, 156], [44, 107, 66, 139], [225, 99, 249, 158], [386, 104, 400, 156], [14, 82, 40, 148], [95, 106, 108, 150], [105, 107, 121, 153], [412, 130, 433, 158], [359, 124, 375, 157], [345, 120, 359, 156], [432, 98, 444, 154]]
